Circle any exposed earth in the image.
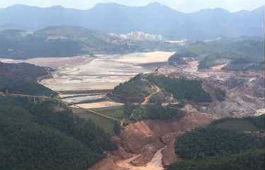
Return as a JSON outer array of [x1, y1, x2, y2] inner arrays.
[[91, 63, 264, 170], [39, 51, 173, 91], [91, 109, 213, 170], [1, 51, 264, 170], [91, 58, 264, 170]]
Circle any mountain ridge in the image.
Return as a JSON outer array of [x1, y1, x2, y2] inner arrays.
[[0, 3, 264, 39], [3, 3, 263, 13]]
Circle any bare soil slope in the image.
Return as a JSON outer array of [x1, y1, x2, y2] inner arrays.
[[91, 107, 212, 170]]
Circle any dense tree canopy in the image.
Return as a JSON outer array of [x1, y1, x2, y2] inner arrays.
[[169, 116, 265, 170], [168, 149, 265, 170], [112, 74, 212, 104], [112, 74, 155, 103], [168, 39, 264, 71], [0, 96, 116, 170], [0, 62, 56, 96], [148, 75, 212, 103], [175, 128, 263, 159], [124, 103, 184, 121]]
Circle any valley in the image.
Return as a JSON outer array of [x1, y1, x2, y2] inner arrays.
[[0, 35, 264, 170], [0, 2, 264, 170], [1, 47, 264, 170], [1, 51, 173, 109], [89, 59, 264, 170]]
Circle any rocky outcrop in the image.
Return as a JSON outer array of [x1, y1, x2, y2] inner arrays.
[[204, 75, 265, 118]]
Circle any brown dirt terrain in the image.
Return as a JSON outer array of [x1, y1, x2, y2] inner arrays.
[[142, 85, 161, 104], [91, 107, 213, 170], [91, 63, 265, 170]]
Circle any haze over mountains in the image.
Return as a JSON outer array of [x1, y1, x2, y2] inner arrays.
[[0, 2, 264, 39]]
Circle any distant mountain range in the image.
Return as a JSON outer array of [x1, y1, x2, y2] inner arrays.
[[0, 3, 264, 39]]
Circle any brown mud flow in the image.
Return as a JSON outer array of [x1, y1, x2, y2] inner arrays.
[[91, 109, 213, 170]]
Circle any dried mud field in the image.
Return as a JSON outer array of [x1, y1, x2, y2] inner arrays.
[[1, 51, 173, 109], [39, 51, 173, 91], [41, 51, 173, 108]]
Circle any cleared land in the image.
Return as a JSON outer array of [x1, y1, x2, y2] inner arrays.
[[36, 51, 173, 109], [91, 106, 125, 120], [39, 51, 173, 91], [115, 51, 174, 64], [1, 51, 173, 110]]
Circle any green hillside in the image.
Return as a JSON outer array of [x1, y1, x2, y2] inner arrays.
[[0, 27, 180, 58], [112, 74, 212, 104], [147, 75, 212, 103], [175, 127, 263, 159], [0, 62, 56, 96], [0, 96, 116, 170], [168, 149, 264, 170], [169, 116, 265, 170], [0, 62, 117, 170], [168, 39, 264, 71], [123, 103, 184, 121], [210, 115, 265, 132], [111, 74, 155, 103]]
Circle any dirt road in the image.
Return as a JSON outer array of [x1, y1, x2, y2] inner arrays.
[[142, 85, 160, 104]]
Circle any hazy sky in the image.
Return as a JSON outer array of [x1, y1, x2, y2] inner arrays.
[[0, 0, 264, 12]]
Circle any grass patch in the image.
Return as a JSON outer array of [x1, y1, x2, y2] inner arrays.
[[72, 107, 117, 135], [91, 106, 125, 121]]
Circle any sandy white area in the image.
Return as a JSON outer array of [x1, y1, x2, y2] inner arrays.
[[256, 108, 265, 116], [39, 51, 173, 91], [115, 51, 174, 64], [75, 101, 124, 109], [1, 52, 173, 108], [1, 52, 173, 91], [0, 58, 24, 63], [0, 56, 93, 69], [26, 56, 93, 68]]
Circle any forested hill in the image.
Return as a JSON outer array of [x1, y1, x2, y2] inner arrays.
[[0, 27, 121, 58], [169, 115, 265, 170], [0, 95, 116, 170], [168, 38, 265, 71], [0, 62, 117, 170], [1, 26, 263, 59], [0, 62, 55, 96], [0, 27, 178, 58]]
